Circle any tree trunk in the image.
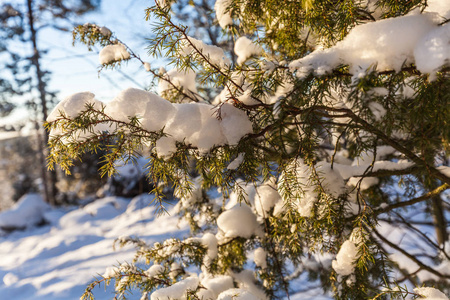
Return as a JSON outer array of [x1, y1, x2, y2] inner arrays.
[[26, 0, 57, 205], [431, 196, 448, 245]]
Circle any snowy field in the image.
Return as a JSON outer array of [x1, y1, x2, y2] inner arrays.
[[0, 194, 188, 300], [0, 194, 334, 300], [0, 194, 446, 300]]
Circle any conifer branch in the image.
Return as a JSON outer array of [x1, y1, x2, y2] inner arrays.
[[376, 183, 449, 214]]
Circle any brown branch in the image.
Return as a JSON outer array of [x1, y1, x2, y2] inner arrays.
[[375, 184, 449, 213], [352, 166, 419, 178], [372, 228, 450, 279]]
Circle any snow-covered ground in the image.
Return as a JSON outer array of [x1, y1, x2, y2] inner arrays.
[[0, 193, 447, 300], [0, 194, 188, 300]]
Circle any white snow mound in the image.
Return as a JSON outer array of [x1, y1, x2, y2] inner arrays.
[[0, 194, 50, 230]]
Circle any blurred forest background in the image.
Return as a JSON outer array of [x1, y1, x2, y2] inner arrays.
[[0, 0, 154, 210]]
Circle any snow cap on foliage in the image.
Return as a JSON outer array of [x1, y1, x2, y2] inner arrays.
[[176, 176, 203, 208], [289, 14, 438, 77], [280, 159, 316, 217], [116, 276, 129, 291], [425, 0, 450, 19], [156, 97, 251, 152], [315, 161, 346, 198], [161, 101, 249, 153], [352, 146, 396, 166], [236, 89, 260, 106], [83, 23, 112, 37], [437, 165, 450, 178], [157, 239, 181, 258], [180, 36, 231, 68], [99, 26, 111, 37], [201, 232, 219, 264], [217, 288, 260, 300], [414, 23, 450, 78], [253, 247, 267, 269], [332, 230, 364, 277], [267, 81, 294, 105], [155, 137, 177, 157], [281, 159, 345, 217], [169, 262, 182, 279], [234, 36, 263, 65], [144, 62, 151, 71], [332, 240, 359, 276], [163, 103, 218, 151], [47, 92, 110, 141], [347, 176, 379, 191], [102, 267, 119, 279], [47, 92, 101, 122], [219, 102, 253, 145], [199, 275, 234, 299], [217, 204, 259, 238], [212, 75, 238, 105], [50, 88, 253, 156], [105, 87, 175, 125], [254, 181, 282, 217], [413, 287, 449, 299], [368, 101, 387, 120], [227, 153, 245, 170], [99, 43, 130, 64], [232, 270, 268, 300], [333, 160, 414, 180], [158, 68, 198, 98], [138, 89, 178, 132], [224, 180, 257, 210], [214, 0, 233, 29], [144, 264, 164, 278], [151, 276, 199, 300]]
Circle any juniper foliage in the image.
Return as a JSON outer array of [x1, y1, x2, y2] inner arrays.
[[47, 0, 449, 299]]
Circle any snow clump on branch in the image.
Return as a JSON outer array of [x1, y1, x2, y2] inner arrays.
[[413, 286, 449, 299], [99, 43, 130, 65], [217, 288, 261, 300], [47, 92, 111, 142], [280, 159, 346, 217], [150, 276, 199, 300], [47, 91, 101, 122], [158, 68, 198, 100], [424, 0, 450, 19], [217, 204, 261, 239], [214, 0, 233, 29], [254, 180, 283, 217], [289, 12, 450, 80], [197, 275, 234, 299], [332, 230, 365, 277], [180, 36, 231, 68], [234, 36, 263, 65], [47, 88, 253, 156]]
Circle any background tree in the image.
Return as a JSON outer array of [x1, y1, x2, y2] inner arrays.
[[47, 0, 449, 299], [0, 0, 101, 205]]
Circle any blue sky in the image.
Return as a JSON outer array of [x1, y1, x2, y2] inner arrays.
[[1, 0, 158, 126], [44, 0, 154, 99]]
